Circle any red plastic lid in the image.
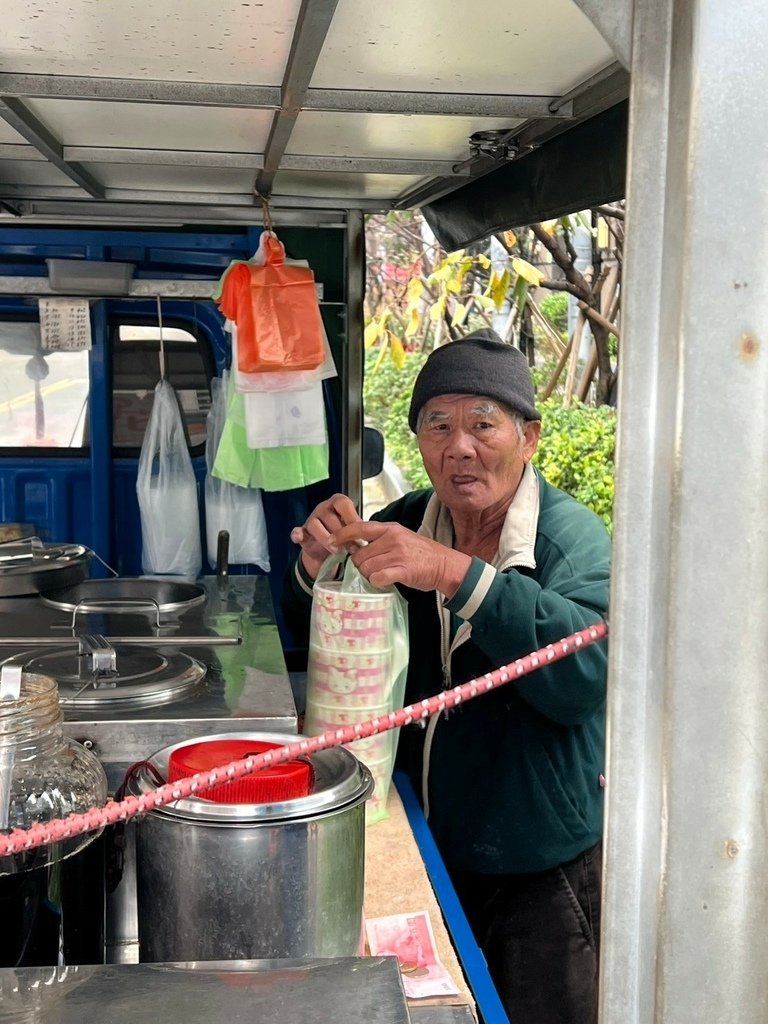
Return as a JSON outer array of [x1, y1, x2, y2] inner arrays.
[[168, 739, 313, 804]]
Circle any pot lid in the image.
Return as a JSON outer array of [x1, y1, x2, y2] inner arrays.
[[40, 577, 206, 614], [1, 646, 206, 709], [0, 542, 91, 597], [130, 731, 373, 822]]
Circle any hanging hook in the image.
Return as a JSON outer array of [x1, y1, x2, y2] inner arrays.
[[254, 186, 273, 235], [156, 295, 166, 382]]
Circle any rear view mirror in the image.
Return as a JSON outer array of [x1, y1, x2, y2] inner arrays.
[[362, 426, 385, 480]]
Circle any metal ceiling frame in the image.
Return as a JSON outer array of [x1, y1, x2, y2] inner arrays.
[[0, 73, 573, 120], [0, 2, 629, 220], [395, 62, 629, 210], [255, 0, 342, 197], [0, 142, 472, 177], [0, 97, 104, 197]]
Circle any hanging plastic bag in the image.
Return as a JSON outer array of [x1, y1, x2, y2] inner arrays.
[[218, 233, 325, 374], [229, 326, 328, 449], [211, 362, 329, 492], [230, 316, 338, 393], [205, 374, 270, 569], [137, 379, 202, 577], [304, 553, 409, 825]]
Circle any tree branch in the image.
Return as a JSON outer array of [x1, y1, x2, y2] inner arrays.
[[530, 224, 592, 302], [537, 278, 587, 301], [577, 301, 620, 340], [594, 205, 625, 221], [563, 228, 578, 267]]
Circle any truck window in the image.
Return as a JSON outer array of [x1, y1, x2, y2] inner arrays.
[[112, 323, 212, 452], [0, 320, 89, 449]]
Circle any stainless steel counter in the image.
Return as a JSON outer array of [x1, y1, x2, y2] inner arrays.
[[0, 958, 411, 1024], [0, 575, 297, 773]]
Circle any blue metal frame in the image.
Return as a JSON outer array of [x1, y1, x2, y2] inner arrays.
[[88, 300, 112, 576], [394, 771, 511, 1024], [0, 225, 346, 655]]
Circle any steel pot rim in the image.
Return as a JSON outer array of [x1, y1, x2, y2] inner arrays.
[[128, 730, 374, 823]]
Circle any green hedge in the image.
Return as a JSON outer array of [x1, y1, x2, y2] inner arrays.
[[364, 351, 616, 529], [535, 399, 616, 530]]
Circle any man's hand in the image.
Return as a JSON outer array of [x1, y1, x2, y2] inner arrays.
[[331, 520, 472, 597], [290, 494, 363, 580]]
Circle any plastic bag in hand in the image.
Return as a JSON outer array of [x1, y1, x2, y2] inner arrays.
[[304, 553, 409, 824], [136, 379, 202, 577]]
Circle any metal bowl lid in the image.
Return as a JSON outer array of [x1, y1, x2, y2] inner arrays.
[[40, 577, 206, 614], [0, 542, 91, 597], [130, 731, 373, 822], [1, 647, 206, 709]]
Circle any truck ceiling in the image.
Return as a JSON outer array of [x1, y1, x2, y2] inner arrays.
[[0, 0, 628, 243]]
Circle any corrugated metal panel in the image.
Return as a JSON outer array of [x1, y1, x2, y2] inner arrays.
[[82, 163, 260, 194], [24, 99, 275, 153], [0, 160, 80, 187], [286, 112, 525, 161], [0, 0, 627, 219], [311, 0, 614, 93], [273, 169, 423, 199], [0, 0, 302, 84]]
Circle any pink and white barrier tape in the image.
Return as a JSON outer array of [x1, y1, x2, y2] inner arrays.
[[0, 621, 607, 857]]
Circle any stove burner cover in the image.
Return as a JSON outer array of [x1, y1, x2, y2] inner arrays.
[[40, 578, 206, 614], [2, 646, 206, 709]]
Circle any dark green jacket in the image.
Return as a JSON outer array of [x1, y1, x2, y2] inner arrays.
[[283, 468, 610, 874]]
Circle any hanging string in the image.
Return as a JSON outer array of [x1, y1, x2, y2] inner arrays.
[[254, 186, 274, 235], [156, 295, 166, 381]]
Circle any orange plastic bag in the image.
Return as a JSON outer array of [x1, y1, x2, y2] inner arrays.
[[219, 234, 325, 374]]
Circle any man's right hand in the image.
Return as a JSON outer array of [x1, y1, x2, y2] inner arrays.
[[290, 493, 363, 580]]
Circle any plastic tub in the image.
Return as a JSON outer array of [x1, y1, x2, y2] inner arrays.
[[46, 258, 135, 296]]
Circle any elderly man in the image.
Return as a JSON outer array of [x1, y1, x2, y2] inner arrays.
[[283, 328, 610, 1024]]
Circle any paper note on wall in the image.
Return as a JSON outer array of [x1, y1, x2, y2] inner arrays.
[[39, 298, 92, 351]]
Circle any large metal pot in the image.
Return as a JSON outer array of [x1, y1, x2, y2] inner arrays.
[[0, 541, 91, 597], [130, 732, 373, 963]]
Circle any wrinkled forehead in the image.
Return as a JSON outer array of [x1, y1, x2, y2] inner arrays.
[[420, 394, 507, 422]]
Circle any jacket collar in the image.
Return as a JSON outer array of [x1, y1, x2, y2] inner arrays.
[[417, 462, 540, 569]]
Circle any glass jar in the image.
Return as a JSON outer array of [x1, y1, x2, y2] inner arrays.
[[0, 672, 108, 967]]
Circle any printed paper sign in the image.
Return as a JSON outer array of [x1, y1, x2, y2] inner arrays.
[[39, 298, 92, 352]]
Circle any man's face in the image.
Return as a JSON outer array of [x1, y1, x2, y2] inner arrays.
[[417, 394, 541, 514]]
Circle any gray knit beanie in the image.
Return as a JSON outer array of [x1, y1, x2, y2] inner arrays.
[[408, 329, 541, 433]]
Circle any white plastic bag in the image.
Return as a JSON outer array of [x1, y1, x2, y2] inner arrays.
[[205, 374, 270, 569], [304, 554, 409, 825], [137, 379, 202, 577]]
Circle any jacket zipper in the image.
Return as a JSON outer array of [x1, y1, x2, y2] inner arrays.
[[420, 559, 530, 818]]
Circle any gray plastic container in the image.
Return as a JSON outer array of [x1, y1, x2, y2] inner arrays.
[[46, 259, 135, 296]]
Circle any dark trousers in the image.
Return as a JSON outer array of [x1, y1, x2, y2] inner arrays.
[[451, 842, 602, 1024]]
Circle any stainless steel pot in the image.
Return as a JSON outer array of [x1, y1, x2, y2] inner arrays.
[[129, 732, 373, 963], [39, 577, 206, 614], [0, 541, 91, 597]]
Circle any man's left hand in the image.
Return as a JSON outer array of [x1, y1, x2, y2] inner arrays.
[[331, 521, 472, 597]]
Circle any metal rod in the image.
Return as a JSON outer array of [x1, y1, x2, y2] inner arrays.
[[0, 635, 242, 647], [548, 60, 623, 113], [0, 96, 104, 197]]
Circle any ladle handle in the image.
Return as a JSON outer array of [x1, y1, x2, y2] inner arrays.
[[216, 530, 230, 585]]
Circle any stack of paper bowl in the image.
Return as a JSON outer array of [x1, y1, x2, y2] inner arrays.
[[306, 581, 401, 823]]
